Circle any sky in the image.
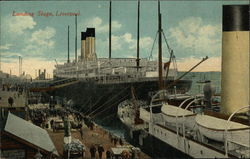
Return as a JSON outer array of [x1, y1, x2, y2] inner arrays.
[[0, 0, 248, 78]]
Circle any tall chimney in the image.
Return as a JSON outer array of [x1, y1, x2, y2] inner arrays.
[[221, 5, 249, 114], [38, 69, 41, 79], [44, 69, 46, 79], [19, 56, 21, 77], [81, 32, 86, 61]]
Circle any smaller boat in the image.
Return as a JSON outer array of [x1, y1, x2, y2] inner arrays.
[[117, 99, 147, 129], [195, 114, 250, 147]]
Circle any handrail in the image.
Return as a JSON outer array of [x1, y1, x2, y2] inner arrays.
[[182, 97, 203, 139], [149, 90, 167, 125], [175, 96, 194, 135], [179, 96, 195, 109], [224, 105, 250, 157], [175, 95, 203, 138]]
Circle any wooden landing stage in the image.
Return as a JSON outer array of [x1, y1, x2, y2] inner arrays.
[[48, 122, 151, 159]]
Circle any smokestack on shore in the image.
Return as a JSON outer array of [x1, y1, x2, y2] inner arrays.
[[38, 69, 41, 78], [221, 5, 249, 114]]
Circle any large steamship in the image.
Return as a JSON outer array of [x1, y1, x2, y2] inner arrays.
[[52, 1, 192, 117]]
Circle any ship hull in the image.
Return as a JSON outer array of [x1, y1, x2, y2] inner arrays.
[[122, 127, 192, 158], [50, 78, 192, 117]]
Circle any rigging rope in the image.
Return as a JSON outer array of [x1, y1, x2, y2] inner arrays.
[[162, 31, 172, 55], [83, 87, 115, 115], [80, 97, 92, 115], [92, 93, 130, 118], [88, 75, 151, 117], [148, 31, 158, 60], [87, 85, 132, 116]]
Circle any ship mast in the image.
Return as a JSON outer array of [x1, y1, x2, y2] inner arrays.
[[67, 26, 70, 63], [136, 0, 140, 71], [158, 0, 164, 90], [109, 0, 112, 59], [75, 15, 78, 62]]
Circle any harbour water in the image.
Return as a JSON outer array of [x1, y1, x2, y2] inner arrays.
[[182, 71, 221, 94]]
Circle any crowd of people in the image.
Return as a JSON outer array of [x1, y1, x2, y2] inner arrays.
[[26, 96, 141, 159]]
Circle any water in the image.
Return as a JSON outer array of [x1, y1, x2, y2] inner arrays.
[[182, 71, 221, 95], [98, 72, 222, 137], [94, 113, 126, 138]]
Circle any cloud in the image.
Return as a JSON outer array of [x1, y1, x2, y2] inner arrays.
[[30, 27, 56, 47], [111, 33, 153, 51], [6, 16, 36, 34], [177, 56, 221, 72], [84, 17, 122, 33], [0, 44, 12, 50], [95, 32, 153, 58], [1, 51, 21, 59], [22, 27, 56, 55], [168, 17, 221, 57]]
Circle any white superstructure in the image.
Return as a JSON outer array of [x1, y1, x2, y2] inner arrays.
[[54, 28, 177, 83]]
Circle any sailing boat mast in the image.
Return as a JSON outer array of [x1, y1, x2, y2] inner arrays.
[[158, 0, 164, 90], [109, 0, 112, 59], [136, 0, 140, 71]]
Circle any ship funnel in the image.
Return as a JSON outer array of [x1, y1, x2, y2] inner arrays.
[[81, 32, 86, 61], [84, 28, 96, 61], [221, 5, 249, 114]]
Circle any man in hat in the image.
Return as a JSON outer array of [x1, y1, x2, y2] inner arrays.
[[97, 144, 104, 159]]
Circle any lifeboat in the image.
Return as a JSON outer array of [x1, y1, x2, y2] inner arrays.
[[195, 114, 250, 147], [161, 104, 196, 129]]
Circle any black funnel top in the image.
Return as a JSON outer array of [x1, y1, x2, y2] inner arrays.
[[86, 28, 95, 37], [223, 5, 249, 31], [81, 32, 86, 40]]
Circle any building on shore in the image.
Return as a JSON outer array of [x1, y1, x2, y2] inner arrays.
[[0, 112, 59, 159]]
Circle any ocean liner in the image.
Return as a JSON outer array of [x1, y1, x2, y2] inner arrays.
[[52, 0, 192, 117]]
